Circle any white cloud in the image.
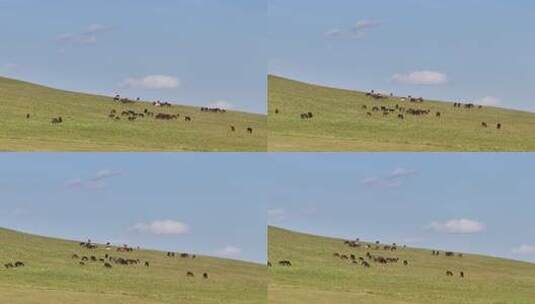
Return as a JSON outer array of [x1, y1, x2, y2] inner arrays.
[[362, 167, 417, 189], [388, 168, 418, 179], [475, 96, 501, 106], [65, 169, 123, 190], [429, 218, 485, 234], [209, 100, 235, 110], [512, 244, 535, 255], [325, 19, 381, 39], [392, 71, 448, 85], [122, 75, 180, 90], [268, 208, 288, 222], [57, 24, 113, 45], [91, 169, 122, 182], [131, 220, 189, 235], [215, 245, 242, 258]]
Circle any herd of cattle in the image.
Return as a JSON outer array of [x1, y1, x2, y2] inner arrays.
[[3, 239, 209, 280], [275, 89, 504, 130], [270, 238, 467, 279], [21, 94, 255, 134], [72, 240, 209, 279]]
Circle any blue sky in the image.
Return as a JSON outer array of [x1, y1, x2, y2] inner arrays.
[[0, 154, 267, 263], [269, 0, 535, 112], [0, 0, 266, 113], [266, 153, 535, 263]]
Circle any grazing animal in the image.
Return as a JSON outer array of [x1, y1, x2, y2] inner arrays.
[[481, 122, 488, 128], [79, 262, 85, 266], [367, 112, 372, 117], [203, 273, 208, 279], [398, 114, 404, 120], [497, 123, 501, 129], [185, 116, 192, 122], [403, 260, 408, 266], [247, 127, 253, 134], [275, 109, 279, 114], [187, 271, 195, 277], [446, 271, 454, 276], [51, 117, 63, 124], [14, 261, 24, 267], [436, 112, 441, 117], [26, 113, 30, 119], [278, 260, 292, 267], [104, 263, 112, 269], [230, 125, 236, 132], [460, 271, 464, 278], [145, 261, 150, 267], [267, 261, 272, 267], [72, 254, 79, 259]]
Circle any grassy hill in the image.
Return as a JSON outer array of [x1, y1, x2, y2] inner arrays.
[[0, 227, 267, 304], [268, 75, 535, 151], [0, 76, 266, 151], [268, 226, 535, 304]]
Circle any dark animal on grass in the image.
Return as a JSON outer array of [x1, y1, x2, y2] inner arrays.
[[247, 127, 253, 134], [14, 261, 24, 267], [230, 125, 236, 132], [185, 116, 192, 122], [26, 113, 30, 119], [445, 251, 455, 257], [279, 260, 292, 266], [436, 112, 441, 117], [91, 256, 97, 262], [275, 109, 279, 114], [367, 112, 372, 117], [398, 114, 404, 120], [51, 117, 63, 124], [145, 262, 150, 267], [180, 253, 190, 258], [403, 260, 408, 266], [187, 271, 195, 277], [4, 263, 14, 269], [72, 254, 79, 259], [446, 271, 454, 276], [82, 256, 89, 261], [267, 261, 272, 267], [104, 263, 112, 269], [481, 122, 488, 128], [362, 261, 370, 268], [362, 105, 367, 110], [79, 262, 85, 266], [497, 123, 501, 129], [203, 273, 208, 279], [460, 271, 464, 278]]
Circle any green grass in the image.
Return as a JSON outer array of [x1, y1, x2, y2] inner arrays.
[[268, 75, 535, 151], [268, 226, 535, 304], [0, 227, 267, 304], [0, 76, 266, 151]]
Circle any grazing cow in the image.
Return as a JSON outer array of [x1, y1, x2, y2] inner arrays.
[[79, 262, 85, 266], [367, 112, 372, 117], [4, 263, 14, 269], [185, 116, 192, 122], [267, 261, 272, 267], [497, 123, 501, 130], [445, 251, 455, 257], [51, 117, 63, 124], [26, 113, 30, 119], [104, 263, 112, 269], [403, 260, 409, 266], [398, 114, 404, 120], [145, 261, 150, 267], [72, 254, 79, 259], [446, 271, 454, 276], [187, 271, 195, 277], [275, 109, 279, 114], [247, 127, 253, 134], [481, 122, 488, 128], [362, 105, 368, 110], [230, 125, 236, 132], [436, 112, 441, 117], [362, 261, 370, 268], [82, 256, 89, 261], [278, 260, 292, 266], [203, 273, 208, 279], [460, 271, 464, 278], [14, 261, 24, 267]]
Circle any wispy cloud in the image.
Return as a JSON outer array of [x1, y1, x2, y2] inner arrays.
[[392, 71, 448, 85], [362, 167, 417, 189], [65, 169, 123, 190], [215, 245, 242, 258], [122, 75, 180, 90], [325, 19, 382, 39], [512, 244, 535, 255], [268, 208, 288, 223], [131, 220, 190, 235], [428, 218, 485, 234], [57, 24, 114, 45]]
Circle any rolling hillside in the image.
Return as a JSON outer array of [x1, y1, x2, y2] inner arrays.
[[0, 227, 267, 304], [268, 226, 535, 304], [268, 75, 535, 151], [0, 76, 266, 151]]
